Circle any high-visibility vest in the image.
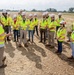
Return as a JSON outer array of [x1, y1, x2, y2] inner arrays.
[[17, 15, 22, 22], [72, 23, 74, 31], [0, 26, 6, 45], [7, 16, 13, 26], [28, 20, 35, 30], [47, 17, 51, 23], [57, 27, 66, 42], [56, 18, 64, 26], [48, 21, 57, 32], [20, 20, 28, 30], [34, 18, 39, 26], [1, 16, 8, 26], [12, 20, 20, 30], [40, 20, 47, 29], [70, 31, 74, 43]]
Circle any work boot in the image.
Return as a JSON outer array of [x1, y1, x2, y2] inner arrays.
[[2, 56, 6, 62], [24, 44, 28, 47], [19, 44, 22, 47], [0, 64, 7, 68]]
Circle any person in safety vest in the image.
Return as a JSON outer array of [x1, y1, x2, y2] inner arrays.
[[47, 14, 57, 48], [56, 13, 64, 31], [45, 12, 51, 39], [67, 22, 74, 42], [1, 10, 11, 41], [0, 24, 11, 68], [19, 12, 28, 47], [7, 12, 13, 33], [39, 13, 47, 44], [12, 15, 19, 42], [27, 14, 35, 43], [68, 27, 74, 60], [17, 10, 23, 37], [55, 21, 66, 55], [33, 13, 39, 36]]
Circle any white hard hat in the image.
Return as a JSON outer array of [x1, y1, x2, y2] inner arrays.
[[34, 13, 37, 16], [42, 13, 46, 16], [8, 12, 10, 15], [58, 13, 62, 16], [50, 14, 55, 17], [29, 14, 33, 17], [45, 11, 49, 15], [60, 20, 65, 24], [2, 9, 7, 13], [13, 15, 17, 19], [21, 12, 26, 16]]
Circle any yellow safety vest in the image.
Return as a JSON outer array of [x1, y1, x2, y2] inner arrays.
[[7, 16, 13, 26], [57, 27, 66, 42], [40, 20, 47, 29], [12, 20, 20, 30], [48, 21, 57, 32], [56, 18, 64, 26], [28, 20, 35, 30], [20, 20, 28, 30], [70, 31, 74, 43], [72, 23, 74, 31], [0, 26, 6, 45], [34, 18, 39, 26], [17, 15, 22, 22], [1, 16, 8, 26]]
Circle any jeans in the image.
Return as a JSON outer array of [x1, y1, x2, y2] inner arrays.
[[70, 42, 74, 57], [58, 41, 63, 53], [13, 30, 19, 41], [33, 26, 39, 36], [40, 29, 46, 43], [28, 30, 34, 42], [4, 26, 10, 40]]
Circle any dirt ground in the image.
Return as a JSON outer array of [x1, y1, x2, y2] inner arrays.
[[0, 35, 74, 75], [0, 12, 74, 75]]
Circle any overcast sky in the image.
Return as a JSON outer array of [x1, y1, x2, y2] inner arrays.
[[0, 0, 74, 11]]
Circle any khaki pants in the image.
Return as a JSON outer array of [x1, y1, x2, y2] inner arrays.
[[19, 30, 27, 44], [0, 47, 4, 66], [48, 31, 55, 46]]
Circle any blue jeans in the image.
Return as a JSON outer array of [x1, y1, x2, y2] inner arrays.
[[58, 41, 63, 53], [13, 30, 18, 41], [28, 30, 34, 42], [70, 42, 74, 57]]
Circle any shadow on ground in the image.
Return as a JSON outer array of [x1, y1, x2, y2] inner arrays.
[[17, 42, 47, 69]]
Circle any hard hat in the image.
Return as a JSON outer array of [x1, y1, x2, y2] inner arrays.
[[42, 13, 46, 16], [2, 9, 7, 13], [13, 15, 17, 19], [50, 14, 55, 17], [60, 20, 66, 25], [34, 13, 37, 16], [45, 11, 49, 15], [21, 12, 26, 16], [29, 14, 33, 17], [58, 13, 62, 16], [8, 12, 10, 15]]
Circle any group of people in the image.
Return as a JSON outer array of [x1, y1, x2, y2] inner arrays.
[[0, 9, 74, 68]]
